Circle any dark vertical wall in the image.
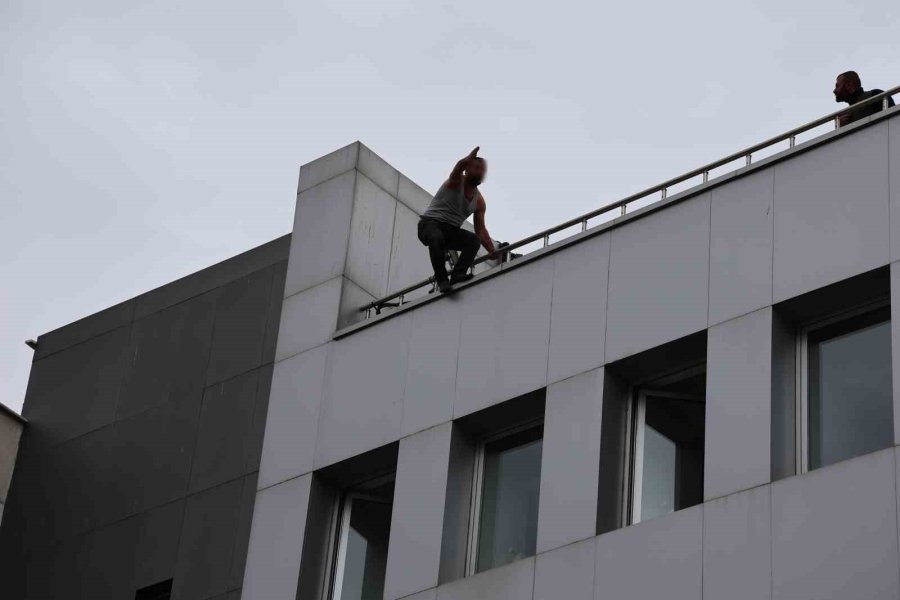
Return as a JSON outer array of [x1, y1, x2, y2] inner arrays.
[[0, 235, 290, 600]]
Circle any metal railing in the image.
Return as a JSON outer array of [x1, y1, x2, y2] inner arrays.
[[361, 85, 899, 319]]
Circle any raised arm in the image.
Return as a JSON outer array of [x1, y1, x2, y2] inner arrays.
[[446, 146, 480, 189], [473, 195, 496, 255]]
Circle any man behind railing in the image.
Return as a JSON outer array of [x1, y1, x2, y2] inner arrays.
[[834, 71, 895, 127], [417, 146, 497, 293]]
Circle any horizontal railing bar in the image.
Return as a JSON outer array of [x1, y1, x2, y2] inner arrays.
[[361, 85, 898, 313]]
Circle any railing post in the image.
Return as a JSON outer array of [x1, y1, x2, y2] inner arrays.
[[543, 234, 549, 248], [745, 153, 752, 166], [789, 135, 796, 148], [661, 188, 667, 200], [834, 115, 841, 129], [620, 204, 626, 216], [581, 218, 588, 232], [885, 96, 891, 111], [702, 170, 709, 184]]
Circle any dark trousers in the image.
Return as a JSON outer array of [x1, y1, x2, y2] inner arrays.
[[417, 218, 481, 283]]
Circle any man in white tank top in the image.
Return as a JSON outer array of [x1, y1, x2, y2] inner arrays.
[[418, 147, 497, 293]]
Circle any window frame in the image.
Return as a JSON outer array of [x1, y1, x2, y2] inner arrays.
[[326, 473, 395, 600], [464, 418, 544, 576], [623, 364, 705, 526], [795, 298, 891, 474]]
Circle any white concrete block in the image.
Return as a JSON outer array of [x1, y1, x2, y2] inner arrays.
[[346, 173, 397, 297], [274, 278, 342, 361], [297, 141, 359, 193], [399, 174, 433, 214], [358, 143, 400, 196], [285, 170, 356, 297]]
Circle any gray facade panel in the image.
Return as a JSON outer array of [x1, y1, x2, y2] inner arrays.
[[242, 474, 312, 600], [547, 234, 610, 385], [132, 499, 185, 591], [708, 168, 774, 325], [230, 472, 260, 591], [297, 141, 359, 194], [892, 117, 900, 261], [402, 299, 461, 437], [384, 423, 453, 600], [773, 122, 890, 302], [258, 346, 328, 489], [455, 259, 553, 418], [533, 538, 595, 600], [771, 448, 899, 600], [316, 316, 410, 468], [594, 506, 703, 600], [702, 486, 772, 600], [705, 308, 772, 500], [606, 193, 711, 362], [537, 368, 604, 553], [436, 556, 535, 600]]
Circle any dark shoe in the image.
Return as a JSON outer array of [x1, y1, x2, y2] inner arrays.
[[437, 279, 452, 294], [449, 272, 474, 285]]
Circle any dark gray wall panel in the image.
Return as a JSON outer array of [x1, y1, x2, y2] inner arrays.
[[132, 499, 186, 591], [229, 472, 259, 591], [190, 370, 260, 494], [134, 235, 290, 320], [206, 269, 273, 386], [172, 478, 244, 600], [112, 393, 202, 517], [118, 291, 218, 419], [23, 325, 131, 445], [244, 363, 273, 475], [34, 298, 135, 361], [261, 260, 288, 366]]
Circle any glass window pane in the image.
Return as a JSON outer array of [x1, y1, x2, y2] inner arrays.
[[640, 424, 677, 521], [477, 429, 542, 572], [809, 317, 893, 470], [336, 497, 392, 600]]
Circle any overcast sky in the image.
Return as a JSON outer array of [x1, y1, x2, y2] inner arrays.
[[2, 0, 897, 413]]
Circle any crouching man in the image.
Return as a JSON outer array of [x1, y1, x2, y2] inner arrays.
[[418, 146, 497, 293]]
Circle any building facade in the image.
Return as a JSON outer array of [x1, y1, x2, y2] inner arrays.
[[2, 104, 900, 600], [0, 402, 25, 525]]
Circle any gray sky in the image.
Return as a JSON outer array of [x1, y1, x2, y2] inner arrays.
[[2, 0, 897, 413]]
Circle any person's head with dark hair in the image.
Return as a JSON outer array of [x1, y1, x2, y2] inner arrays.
[[465, 156, 488, 187], [834, 71, 863, 103]]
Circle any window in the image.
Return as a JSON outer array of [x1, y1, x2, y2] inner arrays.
[[329, 476, 394, 600], [798, 303, 892, 472], [627, 368, 705, 525], [467, 423, 543, 574], [135, 580, 172, 600]]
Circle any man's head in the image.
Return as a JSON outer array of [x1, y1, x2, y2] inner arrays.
[[465, 157, 487, 186], [834, 71, 862, 103]]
